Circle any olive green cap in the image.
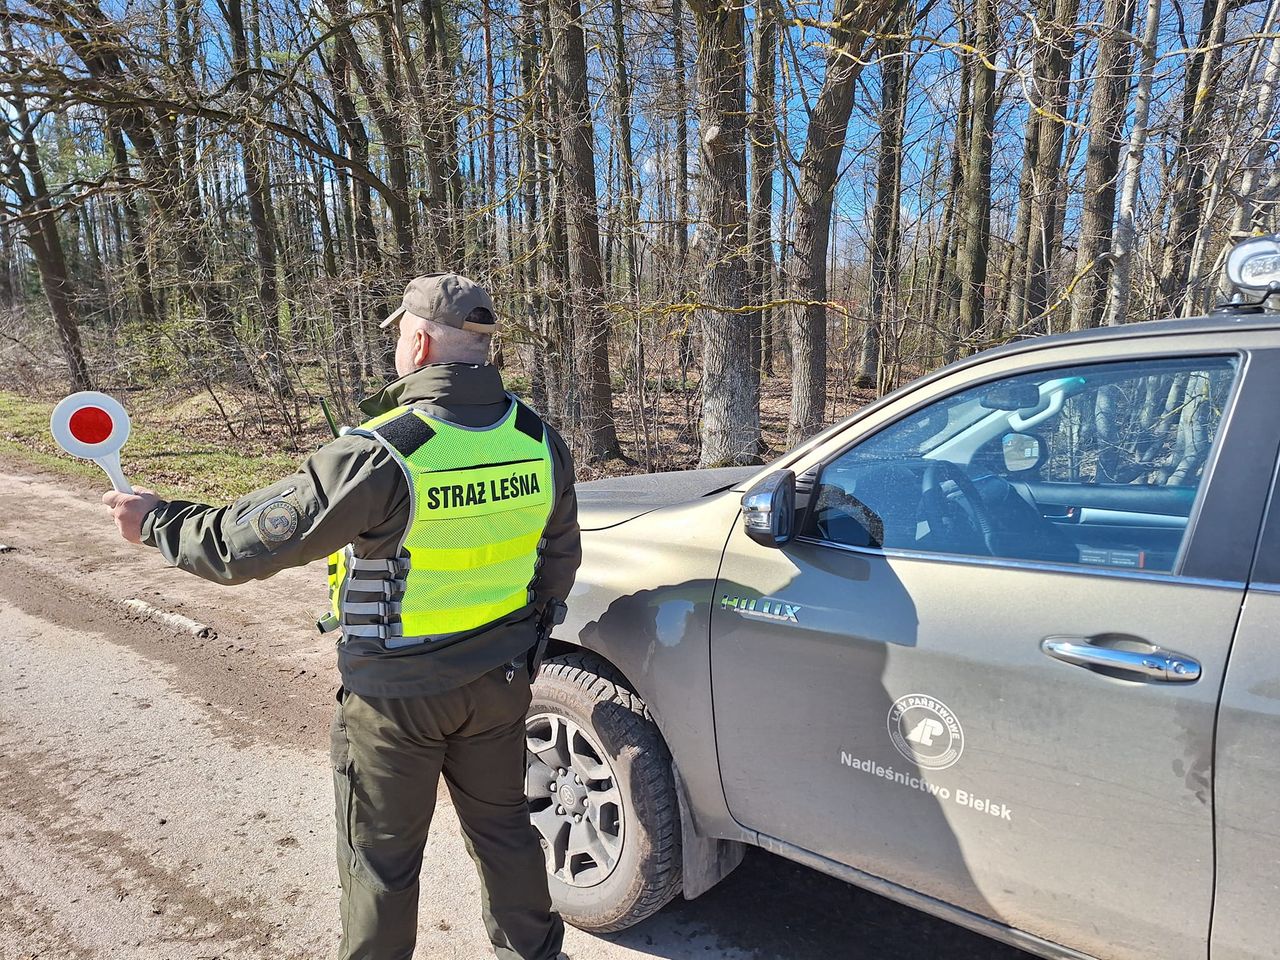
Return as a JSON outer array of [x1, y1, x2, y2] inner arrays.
[[380, 273, 499, 334]]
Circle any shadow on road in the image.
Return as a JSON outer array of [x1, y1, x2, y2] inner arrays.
[[604, 848, 1034, 960]]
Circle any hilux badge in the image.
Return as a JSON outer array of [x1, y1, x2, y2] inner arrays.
[[720, 594, 801, 623]]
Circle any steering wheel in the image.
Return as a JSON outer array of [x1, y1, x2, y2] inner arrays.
[[921, 460, 1000, 555]]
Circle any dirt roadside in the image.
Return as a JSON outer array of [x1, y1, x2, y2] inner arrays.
[[0, 461, 1029, 960]]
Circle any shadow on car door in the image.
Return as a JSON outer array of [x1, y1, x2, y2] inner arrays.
[[710, 550, 1000, 926], [709, 347, 1280, 960]]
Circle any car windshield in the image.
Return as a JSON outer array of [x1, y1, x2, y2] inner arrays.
[[856, 382, 1064, 460], [871, 394, 992, 458], [775, 356, 1237, 473], [853, 359, 1234, 465], [766, 372, 972, 470]]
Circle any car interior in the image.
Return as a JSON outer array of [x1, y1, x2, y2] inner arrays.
[[804, 357, 1238, 575]]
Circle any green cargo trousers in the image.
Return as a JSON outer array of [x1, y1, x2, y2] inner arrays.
[[330, 663, 565, 960]]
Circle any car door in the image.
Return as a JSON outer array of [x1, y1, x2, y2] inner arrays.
[[710, 343, 1280, 960], [1211, 442, 1280, 960]]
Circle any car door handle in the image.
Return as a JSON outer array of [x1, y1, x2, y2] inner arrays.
[[1039, 506, 1075, 520], [1040, 636, 1201, 683]]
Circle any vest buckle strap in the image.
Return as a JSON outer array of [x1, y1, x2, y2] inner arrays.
[[344, 578, 406, 600], [340, 621, 405, 641], [336, 622, 448, 649], [342, 600, 402, 618], [385, 634, 427, 649], [348, 556, 410, 576]]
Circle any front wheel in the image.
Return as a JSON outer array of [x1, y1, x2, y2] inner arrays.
[[525, 653, 682, 932]]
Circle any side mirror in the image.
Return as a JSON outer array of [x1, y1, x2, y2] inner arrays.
[[741, 470, 797, 548], [1001, 432, 1043, 473]]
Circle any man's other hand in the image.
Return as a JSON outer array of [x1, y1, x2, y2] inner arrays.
[[102, 488, 161, 544]]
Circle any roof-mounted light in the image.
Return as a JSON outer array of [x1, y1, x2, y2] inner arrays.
[[1225, 234, 1280, 294]]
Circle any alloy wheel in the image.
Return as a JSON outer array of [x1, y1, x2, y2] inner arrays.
[[525, 712, 625, 887]]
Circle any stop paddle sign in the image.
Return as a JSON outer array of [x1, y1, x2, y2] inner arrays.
[[50, 391, 134, 493]]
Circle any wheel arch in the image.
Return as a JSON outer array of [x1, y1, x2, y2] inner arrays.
[[539, 638, 749, 900]]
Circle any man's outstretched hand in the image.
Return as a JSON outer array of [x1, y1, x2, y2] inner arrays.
[[103, 488, 161, 544]]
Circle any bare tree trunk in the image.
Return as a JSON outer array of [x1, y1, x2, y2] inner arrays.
[[429, 0, 467, 267], [223, 0, 290, 394], [1003, 100, 1040, 332], [864, 18, 909, 391], [549, 0, 622, 461], [1228, 0, 1280, 237], [482, 0, 497, 269], [1182, 141, 1233, 313], [936, 20, 970, 362], [537, 0, 573, 424], [1069, 0, 1137, 330], [322, 30, 380, 376], [1103, 0, 1161, 325], [787, 0, 903, 443], [172, 0, 252, 376], [688, 0, 761, 465], [749, 0, 779, 383], [1188, 3, 1280, 310], [608, 0, 650, 459], [107, 123, 159, 326], [1183, 8, 1280, 311], [1155, 0, 1229, 316], [0, 215, 14, 312], [610, 0, 640, 296], [5, 80, 92, 389], [24, 217, 92, 390], [1011, 0, 1079, 334], [672, 0, 696, 388], [375, 10, 415, 270], [325, 0, 415, 273], [674, 0, 691, 272], [955, 0, 997, 352], [401, 0, 463, 267], [518, 0, 548, 410]]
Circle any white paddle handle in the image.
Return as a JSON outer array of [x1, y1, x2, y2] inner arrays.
[[99, 451, 134, 494]]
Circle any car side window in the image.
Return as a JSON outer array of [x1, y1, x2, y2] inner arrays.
[[806, 356, 1239, 574]]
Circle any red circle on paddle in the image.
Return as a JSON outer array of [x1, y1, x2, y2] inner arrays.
[[68, 405, 114, 444]]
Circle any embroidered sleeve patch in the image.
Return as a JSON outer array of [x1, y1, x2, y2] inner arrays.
[[255, 499, 300, 544]]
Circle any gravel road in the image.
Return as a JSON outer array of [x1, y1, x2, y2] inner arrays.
[[0, 461, 1033, 960]]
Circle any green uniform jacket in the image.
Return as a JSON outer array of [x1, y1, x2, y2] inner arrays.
[[141, 363, 581, 698]]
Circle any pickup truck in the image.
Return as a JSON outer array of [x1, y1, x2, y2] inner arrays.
[[524, 237, 1280, 960]]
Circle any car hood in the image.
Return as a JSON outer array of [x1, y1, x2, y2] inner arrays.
[[576, 466, 760, 531]]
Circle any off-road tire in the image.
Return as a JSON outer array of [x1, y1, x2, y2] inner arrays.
[[529, 653, 682, 932]]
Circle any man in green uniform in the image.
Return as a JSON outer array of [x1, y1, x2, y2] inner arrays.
[[103, 273, 578, 960]]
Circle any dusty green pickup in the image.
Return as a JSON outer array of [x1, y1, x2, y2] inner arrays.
[[525, 237, 1280, 960]]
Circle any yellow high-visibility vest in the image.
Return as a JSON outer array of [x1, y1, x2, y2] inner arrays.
[[326, 398, 555, 647]]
